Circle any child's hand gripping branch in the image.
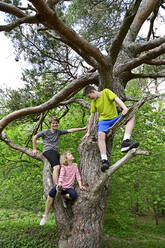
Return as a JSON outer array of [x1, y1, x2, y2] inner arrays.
[[82, 85, 139, 172]]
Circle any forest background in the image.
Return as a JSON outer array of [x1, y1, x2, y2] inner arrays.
[[0, 0, 165, 247]]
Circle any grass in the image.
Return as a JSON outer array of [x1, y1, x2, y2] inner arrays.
[[104, 216, 165, 248], [1, 209, 165, 248], [0, 208, 59, 248]]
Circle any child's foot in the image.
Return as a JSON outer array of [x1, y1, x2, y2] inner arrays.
[[101, 159, 110, 172], [121, 139, 139, 152], [40, 213, 50, 226]]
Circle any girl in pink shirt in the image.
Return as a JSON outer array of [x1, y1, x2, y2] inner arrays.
[[40, 151, 86, 225]]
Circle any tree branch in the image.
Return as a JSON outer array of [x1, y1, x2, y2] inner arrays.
[[144, 59, 165, 66], [59, 98, 90, 109], [91, 148, 151, 197], [0, 15, 39, 32], [43, 30, 98, 68], [109, 0, 142, 64], [0, 131, 43, 162], [124, 0, 159, 43], [132, 72, 165, 79], [0, 2, 27, 18], [107, 94, 159, 138], [0, 71, 98, 133], [29, 0, 107, 67], [134, 36, 165, 55], [119, 43, 165, 72]]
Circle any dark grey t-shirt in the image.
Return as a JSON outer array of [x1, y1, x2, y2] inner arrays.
[[36, 129, 68, 152]]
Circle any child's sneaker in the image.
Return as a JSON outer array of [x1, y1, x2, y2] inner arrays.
[[101, 159, 110, 172], [40, 213, 50, 226], [121, 139, 139, 152]]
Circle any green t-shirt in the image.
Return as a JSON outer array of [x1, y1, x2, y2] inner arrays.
[[90, 89, 118, 121]]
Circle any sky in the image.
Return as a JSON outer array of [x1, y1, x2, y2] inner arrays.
[[0, 32, 25, 89]]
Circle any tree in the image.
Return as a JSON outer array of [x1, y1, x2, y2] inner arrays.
[[0, 1, 164, 247]]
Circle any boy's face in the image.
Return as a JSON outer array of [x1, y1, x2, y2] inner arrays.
[[86, 90, 97, 100], [50, 121, 59, 130]]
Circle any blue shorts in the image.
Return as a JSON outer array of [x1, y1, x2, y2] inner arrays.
[[98, 116, 121, 134]]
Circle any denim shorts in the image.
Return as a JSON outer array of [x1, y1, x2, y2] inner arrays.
[[98, 116, 121, 134], [49, 185, 78, 199]]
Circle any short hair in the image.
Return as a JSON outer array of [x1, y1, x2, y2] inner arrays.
[[60, 151, 70, 166], [83, 85, 96, 96], [49, 116, 59, 124]]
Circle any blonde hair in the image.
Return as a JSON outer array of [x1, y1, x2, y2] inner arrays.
[[49, 116, 59, 124], [60, 151, 70, 166]]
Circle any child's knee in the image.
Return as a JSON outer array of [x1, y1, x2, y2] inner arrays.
[[70, 191, 78, 200], [53, 165, 60, 172], [49, 186, 57, 198], [98, 131, 105, 141]]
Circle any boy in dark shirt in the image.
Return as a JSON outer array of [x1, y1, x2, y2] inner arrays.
[[32, 116, 86, 185]]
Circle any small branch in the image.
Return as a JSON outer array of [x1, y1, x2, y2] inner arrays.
[[19, 111, 48, 159], [43, 30, 98, 69], [132, 72, 165, 79], [147, 3, 159, 41], [109, 0, 142, 64], [134, 36, 165, 55], [18, 4, 37, 12], [144, 59, 165, 66], [119, 43, 165, 72], [124, 0, 158, 43], [107, 94, 159, 138], [0, 131, 43, 162], [0, 71, 98, 133], [29, 0, 106, 67], [0, 15, 39, 32], [91, 148, 151, 196], [59, 98, 90, 109], [0, 2, 27, 18]]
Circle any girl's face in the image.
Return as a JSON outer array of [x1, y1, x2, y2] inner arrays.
[[66, 152, 74, 162]]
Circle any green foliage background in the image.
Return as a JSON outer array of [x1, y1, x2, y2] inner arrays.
[[0, 82, 165, 247]]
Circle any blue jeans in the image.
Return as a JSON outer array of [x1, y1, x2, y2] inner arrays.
[[49, 185, 78, 200]]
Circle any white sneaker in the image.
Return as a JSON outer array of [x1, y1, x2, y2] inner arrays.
[[40, 213, 50, 226]]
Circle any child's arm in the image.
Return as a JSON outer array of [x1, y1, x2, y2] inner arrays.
[[78, 180, 86, 191], [75, 164, 86, 191], [67, 126, 86, 133], [57, 166, 65, 188], [32, 135, 38, 156], [82, 112, 95, 139], [114, 96, 128, 115]]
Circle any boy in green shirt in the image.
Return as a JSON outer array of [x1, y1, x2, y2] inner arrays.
[[83, 85, 139, 172]]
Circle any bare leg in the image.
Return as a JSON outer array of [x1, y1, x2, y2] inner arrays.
[[52, 165, 60, 185], [64, 193, 72, 200], [98, 131, 106, 155], [44, 196, 54, 215], [124, 114, 135, 137]]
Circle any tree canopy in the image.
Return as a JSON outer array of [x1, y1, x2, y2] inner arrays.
[[0, 1, 165, 248]]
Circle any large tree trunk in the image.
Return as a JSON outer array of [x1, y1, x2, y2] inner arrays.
[[56, 136, 111, 248], [42, 114, 112, 248]]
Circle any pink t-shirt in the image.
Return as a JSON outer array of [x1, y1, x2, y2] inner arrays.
[[58, 163, 81, 190]]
